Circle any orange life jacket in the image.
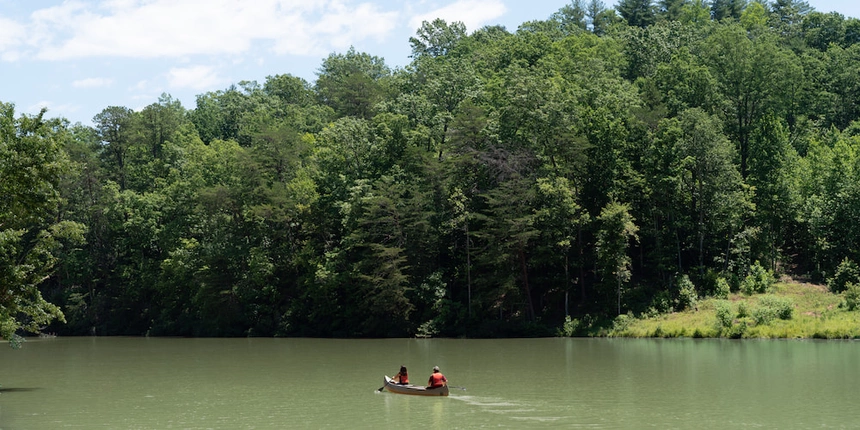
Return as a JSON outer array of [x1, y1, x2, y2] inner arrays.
[[396, 372, 409, 384], [428, 372, 446, 388]]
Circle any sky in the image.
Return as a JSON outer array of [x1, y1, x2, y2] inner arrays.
[[1, 0, 859, 126]]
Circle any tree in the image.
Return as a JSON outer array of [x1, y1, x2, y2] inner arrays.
[[740, 1, 769, 31], [802, 12, 847, 51], [672, 108, 747, 274], [595, 202, 638, 315], [679, 0, 712, 25], [657, 0, 686, 22], [824, 44, 860, 130], [551, 0, 589, 34], [535, 176, 589, 314], [93, 106, 137, 190], [315, 47, 390, 119], [409, 55, 480, 158], [0, 103, 86, 345], [587, 0, 620, 35], [651, 50, 719, 117], [711, 0, 747, 22], [770, 0, 812, 28], [410, 19, 468, 59], [705, 25, 796, 178], [617, 0, 656, 28], [472, 174, 540, 322]]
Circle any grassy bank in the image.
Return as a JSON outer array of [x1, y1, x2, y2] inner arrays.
[[608, 280, 860, 339]]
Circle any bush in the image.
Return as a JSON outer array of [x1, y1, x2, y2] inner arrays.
[[714, 300, 734, 328], [751, 295, 794, 325], [557, 315, 578, 337], [737, 302, 750, 318], [556, 314, 597, 336], [751, 306, 777, 325], [714, 277, 731, 299], [845, 283, 860, 311], [827, 258, 860, 293], [723, 320, 748, 338], [758, 295, 794, 320], [650, 290, 674, 314], [741, 261, 775, 295], [612, 313, 635, 333], [676, 275, 698, 311]]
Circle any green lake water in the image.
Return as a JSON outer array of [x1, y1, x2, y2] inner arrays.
[[0, 337, 857, 429]]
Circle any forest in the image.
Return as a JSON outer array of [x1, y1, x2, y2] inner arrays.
[[4, 0, 860, 339]]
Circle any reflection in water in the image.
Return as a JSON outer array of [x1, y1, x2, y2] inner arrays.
[[0, 387, 40, 393]]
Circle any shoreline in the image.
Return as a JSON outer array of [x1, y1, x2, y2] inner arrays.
[[606, 280, 860, 339]]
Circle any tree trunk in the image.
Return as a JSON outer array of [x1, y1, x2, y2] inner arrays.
[[518, 248, 535, 322]]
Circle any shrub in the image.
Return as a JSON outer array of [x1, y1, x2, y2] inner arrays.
[[557, 314, 598, 336], [612, 313, 635, 332], [714, 300, 734, 328], [758, 295, 794, 320], [700, 269, 721, 296], [650, 290, 674, 314], [827, 258, 860, 293], [723, 320, 748, 338], [740, 261, 775, 295], [557, 315, 578, 337], [845, 283, 860, 311], [751, 306, 777, 325], [676, 275, 698, 311], [751, 295, 794, 325], [714, 277, 731, 299], [737, 302, 750, 318]]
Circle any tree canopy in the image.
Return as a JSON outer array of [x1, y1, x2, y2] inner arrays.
[[5, 0, 860, 339]]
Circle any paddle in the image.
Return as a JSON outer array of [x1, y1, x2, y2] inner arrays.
[[378, 377, 389, 392], [448, 385, 466, 391]]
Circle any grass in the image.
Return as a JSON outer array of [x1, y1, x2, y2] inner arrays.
[[609, 279, 860, 339]]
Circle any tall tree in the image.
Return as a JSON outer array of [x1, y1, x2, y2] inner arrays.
[[671, 108, 747, 274], [551, 0, 589, 34], [617, 0, 656, 28], [409, 19, 468, 59], [587, 0, 619, 35], [595, 201, 638, 315], [711, 0, 747, 22], [705, 25, 795, 178], [657, 0, 686, 22], [315, 47, 390, 119], [0, 103, 86, 345], [93, 106, 137, 190]]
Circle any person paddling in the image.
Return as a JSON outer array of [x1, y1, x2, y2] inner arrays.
[[392, 365, 409, 385], [427, 366, 447, 389]]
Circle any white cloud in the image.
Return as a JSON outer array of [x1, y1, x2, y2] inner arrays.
[[409, 0, 507, 33], [28, 100, 81, 116], [19, 0, 400, 61], [72, 77, 114, 88], [0, 16, 26, 60], [167, 65, 224, 90]]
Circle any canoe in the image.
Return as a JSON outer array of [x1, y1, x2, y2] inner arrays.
[[382, 376, 449, 396]]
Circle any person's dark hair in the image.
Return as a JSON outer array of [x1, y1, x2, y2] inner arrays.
[[400, 366, 407, 373]]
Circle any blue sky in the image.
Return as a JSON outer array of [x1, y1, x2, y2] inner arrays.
[[1, 0, 858, 126]]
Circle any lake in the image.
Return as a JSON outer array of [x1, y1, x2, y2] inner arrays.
[[0, 337, 858, 429]]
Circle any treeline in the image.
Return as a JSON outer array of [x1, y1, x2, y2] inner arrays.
[[5, 0, 860, 338]]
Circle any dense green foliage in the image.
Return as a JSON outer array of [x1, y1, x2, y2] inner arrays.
[[5, 0, 860, 338]]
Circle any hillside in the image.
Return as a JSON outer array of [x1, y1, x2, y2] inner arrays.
[[610, 279, 860, 339]]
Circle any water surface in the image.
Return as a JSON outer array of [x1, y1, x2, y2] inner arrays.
[[0, 337, 857, 428]]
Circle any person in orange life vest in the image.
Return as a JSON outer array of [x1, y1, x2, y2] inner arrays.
[[392, 365, 409, 385], [427, 366, 447, 389]]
